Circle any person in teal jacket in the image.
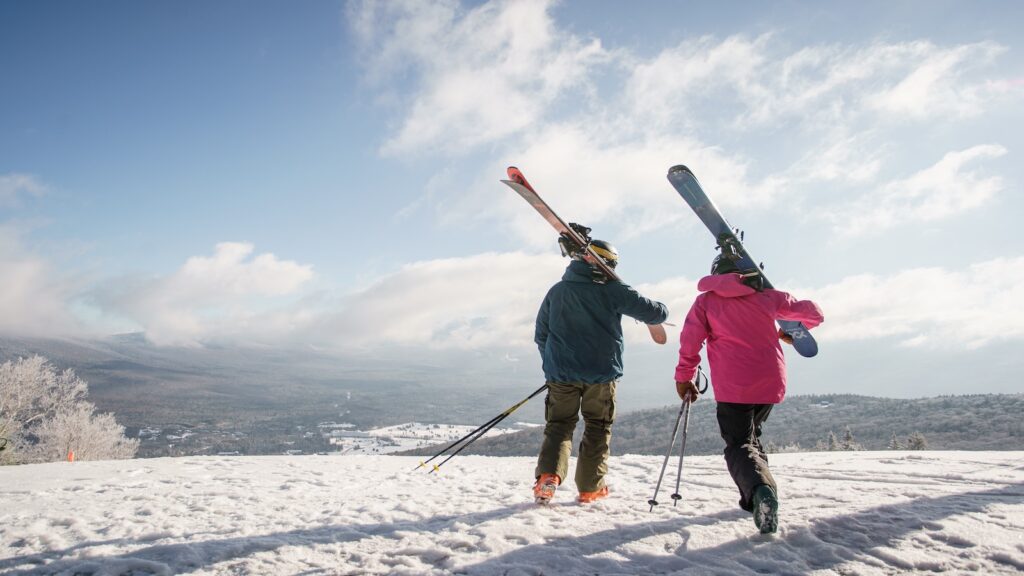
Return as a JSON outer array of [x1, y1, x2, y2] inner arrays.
[[533, 240, 668, 504]]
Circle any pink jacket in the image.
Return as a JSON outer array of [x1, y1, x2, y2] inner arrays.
[[675, 274, 823, 404]]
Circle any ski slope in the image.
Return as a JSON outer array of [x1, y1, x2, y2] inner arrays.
[[1, 451, 1021, 575]]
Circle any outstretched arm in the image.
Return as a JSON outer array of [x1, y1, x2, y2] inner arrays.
[[774, 291, 824, 329], [613, 284, 669, 325]]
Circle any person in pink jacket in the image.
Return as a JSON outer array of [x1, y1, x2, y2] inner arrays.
[[675, 254, 823, 534]]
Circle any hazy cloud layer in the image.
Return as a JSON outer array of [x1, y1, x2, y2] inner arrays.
[[805, 257, 1024, 349], [0, 225, 83, 338], [307, 252, 567, 350], [0, 173, 46, 206], [3, 226, 1022, 355], [100, 243, 315, 347], [827, 145, 1007, 237]]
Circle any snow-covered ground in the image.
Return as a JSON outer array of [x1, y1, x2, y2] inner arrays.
[[1, 451, 1021, 575]]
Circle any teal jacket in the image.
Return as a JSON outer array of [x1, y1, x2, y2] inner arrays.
[[535, 260, 668, 384]]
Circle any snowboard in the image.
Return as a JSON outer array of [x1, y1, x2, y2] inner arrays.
[[502, 166, 668, 345], [666, 164, 818, 358]]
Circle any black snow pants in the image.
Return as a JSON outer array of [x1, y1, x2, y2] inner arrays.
[[716, 402, 778, 512]]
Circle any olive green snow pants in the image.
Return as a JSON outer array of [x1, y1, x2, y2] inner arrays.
[[534, 380, 616, 493]]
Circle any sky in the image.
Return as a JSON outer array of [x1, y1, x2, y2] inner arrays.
[[1, 0, 1023, 401], [2, 452, 1022, 574]]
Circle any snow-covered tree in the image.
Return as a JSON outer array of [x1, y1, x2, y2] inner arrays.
[[907, 431, 928, 450], [888, 432, 902, 450], [840, 426, 862, 451], [827, 430, 838, 451], [0, 356, 138, 464]]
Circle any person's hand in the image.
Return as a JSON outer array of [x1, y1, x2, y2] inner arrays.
[[676, 380, 700, 403], [778, 328, 794, 346]]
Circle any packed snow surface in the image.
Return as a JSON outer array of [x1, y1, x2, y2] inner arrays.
[[1, 451, 1021, 575]]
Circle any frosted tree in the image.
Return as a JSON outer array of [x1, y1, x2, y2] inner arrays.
[[827, 430, 838, 451], [840, 427, 862, 451], [907, 431, 928, 450], [0, 356, 138, 464], [28, 405, 138, 462], [888, 432, 902, 450]]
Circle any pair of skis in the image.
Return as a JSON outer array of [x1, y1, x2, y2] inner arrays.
[[503, 166, 818, 357]]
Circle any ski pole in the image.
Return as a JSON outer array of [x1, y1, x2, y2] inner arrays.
[[670, 401, 691, 505], [648, 400, 687, 512], [412, 412, 506, 472], [427, 383, 549, 474], [670, 366, 707, 506], [413, 383, 549, 473]]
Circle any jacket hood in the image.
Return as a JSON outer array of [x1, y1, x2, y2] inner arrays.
[[562, 259, 598, 283], [696, 273, 757, 298]]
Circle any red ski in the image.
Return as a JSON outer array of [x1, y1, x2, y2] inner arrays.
[[502, 166, 668, 345]]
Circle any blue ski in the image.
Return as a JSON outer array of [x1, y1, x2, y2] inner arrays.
[[666, 165, 818, 358]]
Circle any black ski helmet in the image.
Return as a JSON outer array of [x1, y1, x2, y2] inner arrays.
[[590, 239, 618, 268], [710, 254, 739, 275]]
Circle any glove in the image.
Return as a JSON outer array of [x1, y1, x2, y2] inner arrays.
[[676, 380, 700, 403], [778, 328, 794, 346]]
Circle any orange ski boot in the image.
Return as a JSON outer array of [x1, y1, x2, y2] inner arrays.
[[533, 473, 561, 504], [577, 486, 609, 504]]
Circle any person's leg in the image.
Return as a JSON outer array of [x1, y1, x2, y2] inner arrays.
[[535, 382, 583, 483], [576, 381, 616, 493], [716, 402, 776, 511], [751, 403, 775, 486], [748, 403, 779, 533]]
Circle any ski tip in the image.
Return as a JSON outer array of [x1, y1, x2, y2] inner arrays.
[[506, 166, 532, 189], [667, 164, 692, 176], [798, 346, 819, 358]]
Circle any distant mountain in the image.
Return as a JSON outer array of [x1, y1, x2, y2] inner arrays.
[[401, 393, 1024, 457], [4, 335, 1021, 459], [0, 334, 548, 457]]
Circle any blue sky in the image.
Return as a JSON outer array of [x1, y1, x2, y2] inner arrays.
[[2, 0, 1022, 402]]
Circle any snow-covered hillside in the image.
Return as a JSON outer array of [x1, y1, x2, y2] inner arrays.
[[323, 421, 538, 455], [1, 452, 1021, 575]]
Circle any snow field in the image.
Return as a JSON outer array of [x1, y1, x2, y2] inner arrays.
[[0, 451, 1021, 575]]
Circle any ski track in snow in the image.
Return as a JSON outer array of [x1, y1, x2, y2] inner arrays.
[[1, 452, 1022, 575]]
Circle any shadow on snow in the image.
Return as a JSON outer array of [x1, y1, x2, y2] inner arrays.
[[3, 484, 1021, 575]]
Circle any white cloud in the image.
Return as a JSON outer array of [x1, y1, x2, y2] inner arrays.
[[103, 243, 315, 347], [0, 173, 46, 206], [626, 38, 1008, 130], [804, 257, 1024, 349], [307, 252, 566, 350], [866, 41, 1007, 119], [349, 0, 607, 155], [828, 144, 1007, 237], [354, 2, 1018, 242], [498, 124, 775, 243], [0, 225, 83, 337]]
